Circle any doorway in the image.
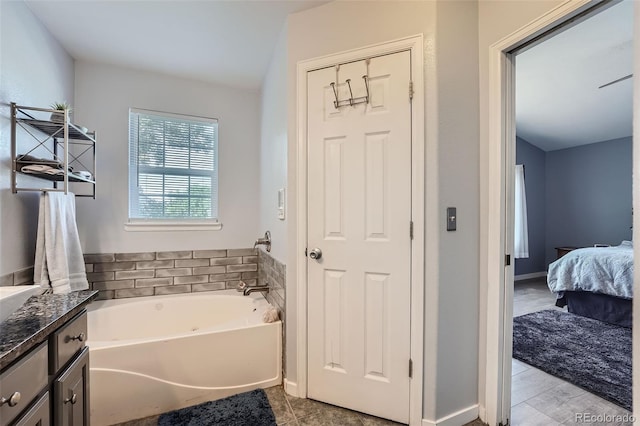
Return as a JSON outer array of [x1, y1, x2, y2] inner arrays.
[[485, 1, 637, 425], [511, 3, 633, 421]]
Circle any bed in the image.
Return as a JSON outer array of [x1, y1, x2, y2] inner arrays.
[[547, 240, 633, 327]]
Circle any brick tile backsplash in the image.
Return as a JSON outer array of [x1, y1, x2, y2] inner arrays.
[[258, 249, 287, 376], [192, 282, 226, 292], [193, 249, 227, 258], [0, 273, 14, 286], [157, 251, 193, 260], [85, 248, 258, 300], [175, 259, 209, 268], [0, 266, 35, 287], [115, 252, 155, 262]]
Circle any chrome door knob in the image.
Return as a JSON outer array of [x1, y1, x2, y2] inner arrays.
[[309, 248, 322, 260]]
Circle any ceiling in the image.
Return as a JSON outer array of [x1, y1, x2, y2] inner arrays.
[[24, 0, 327, 90], [515, 0, 633, 152], [24, 0, 634, 143]]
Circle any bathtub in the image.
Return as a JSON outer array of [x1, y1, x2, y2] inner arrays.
[[87, 290, 281, 425]]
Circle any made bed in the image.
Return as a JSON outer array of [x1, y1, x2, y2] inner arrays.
[[547, 240, 633, 327]]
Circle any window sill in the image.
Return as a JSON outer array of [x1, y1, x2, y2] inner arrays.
[[124, 221, 223, 232]]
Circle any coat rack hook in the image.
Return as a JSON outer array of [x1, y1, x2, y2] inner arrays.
[[362, 75, 370, 105], [330, 82, 339, 109], [346, 79, 354, 106]]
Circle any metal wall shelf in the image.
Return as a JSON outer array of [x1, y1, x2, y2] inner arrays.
[[11, 103, 96, 198]]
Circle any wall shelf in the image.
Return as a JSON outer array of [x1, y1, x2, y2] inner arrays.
[[11, 103, 96, 198]]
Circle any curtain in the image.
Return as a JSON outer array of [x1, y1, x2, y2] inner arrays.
[[514, 164, 529, 258]]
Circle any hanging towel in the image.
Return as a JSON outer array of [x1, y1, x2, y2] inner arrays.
[[34, 192, 89, 293]]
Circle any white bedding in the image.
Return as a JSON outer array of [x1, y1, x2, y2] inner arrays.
[[547, 241, 633, 299]]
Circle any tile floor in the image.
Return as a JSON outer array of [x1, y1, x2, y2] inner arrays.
[[510, 279, 633, 426], [115, 279, 632, 426], [115, 385, 406, 426]]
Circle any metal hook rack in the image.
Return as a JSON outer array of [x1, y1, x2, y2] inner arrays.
[[330, 75, 370, 109]]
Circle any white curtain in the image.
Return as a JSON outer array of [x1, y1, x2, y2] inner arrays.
[[514, 164, 529, 258]]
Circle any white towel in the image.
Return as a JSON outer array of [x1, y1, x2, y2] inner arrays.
[[34, 192, 89, 294]]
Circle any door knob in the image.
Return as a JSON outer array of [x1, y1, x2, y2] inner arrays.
[[309, 248, 322, 260]]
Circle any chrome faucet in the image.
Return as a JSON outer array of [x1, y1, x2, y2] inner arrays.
[[243, 285, 270, 296], [254, 231, 271, 252]]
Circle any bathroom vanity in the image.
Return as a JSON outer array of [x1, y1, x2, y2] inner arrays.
[[0, 290, 97, 425]]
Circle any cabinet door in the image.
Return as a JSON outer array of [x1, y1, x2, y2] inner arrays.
[[54, 347, 90, 426], [14, 392, 50, 426], [0, 342, 48, 426]]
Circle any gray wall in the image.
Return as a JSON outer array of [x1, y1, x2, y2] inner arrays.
[[515, 137, 546, 275], [545, 136, 632, 265], [0, 1, 75, 276], [514, 136, 632, 274]]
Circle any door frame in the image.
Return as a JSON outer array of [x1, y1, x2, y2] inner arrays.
[[482, 0, 632, 425], [295, 34, 425, 425]]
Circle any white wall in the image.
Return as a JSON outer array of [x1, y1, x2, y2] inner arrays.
[[286, 1, 479, 422], [73, 61, 261, 254], [259, 24, 288, 263], [0, 1, 75, 275]]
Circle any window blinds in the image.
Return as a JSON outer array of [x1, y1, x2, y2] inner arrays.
[[129, 109, 218, 221]]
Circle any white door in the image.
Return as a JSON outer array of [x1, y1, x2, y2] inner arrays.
[[306, 50, 412, 423]]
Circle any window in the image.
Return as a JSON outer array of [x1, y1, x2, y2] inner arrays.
[[128, 108, 219, 229]]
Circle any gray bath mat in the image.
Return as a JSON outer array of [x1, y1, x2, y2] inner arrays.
[[158, 389, 276, 425]]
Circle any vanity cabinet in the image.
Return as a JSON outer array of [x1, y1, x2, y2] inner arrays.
[[0, 310, 90, 426], [54, 347, 90, 425], [0, 342, 48, 426], [14, 393, 50, 426]]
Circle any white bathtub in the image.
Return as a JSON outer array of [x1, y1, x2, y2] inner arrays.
[[87, 290, 281, 425]]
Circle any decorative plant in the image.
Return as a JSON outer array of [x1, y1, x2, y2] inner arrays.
[[49, 102, 72, 123], [50, 101, 72, 112]]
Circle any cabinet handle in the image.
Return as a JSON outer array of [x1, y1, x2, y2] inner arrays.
[[64, 393, 77, 405], [69, 332, 85, 342], [0, 391, 21, 407]]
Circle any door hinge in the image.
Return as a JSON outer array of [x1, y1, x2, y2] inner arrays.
[[305, 248, 308, 257], [409, 221, 414, 240], [505, 254, 511, 266], [409, 81, 414, 100], [409, 359, 413, 378]]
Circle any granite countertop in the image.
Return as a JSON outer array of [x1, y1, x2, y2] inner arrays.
[[0, 290, 98, 370]]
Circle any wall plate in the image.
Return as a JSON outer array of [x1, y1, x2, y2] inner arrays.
[[278, 188, 286, 220]]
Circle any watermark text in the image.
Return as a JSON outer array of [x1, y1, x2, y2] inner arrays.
[[575, 412, 635, 423]]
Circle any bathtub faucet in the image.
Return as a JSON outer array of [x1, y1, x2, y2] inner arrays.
[[254, 231, 271, 252], [243, 285, 270, 296]]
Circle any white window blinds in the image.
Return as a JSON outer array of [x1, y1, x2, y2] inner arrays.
[[129, 108, 218, 221]]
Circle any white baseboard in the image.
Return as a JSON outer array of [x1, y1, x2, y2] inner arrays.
[[422, 404, 479, 426], [514, 271, 546, 281], [283, 379, 299, 397]]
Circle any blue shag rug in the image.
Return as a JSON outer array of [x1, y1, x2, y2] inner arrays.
[[158, 389, 276, 426], [512, 309, 631, 411]]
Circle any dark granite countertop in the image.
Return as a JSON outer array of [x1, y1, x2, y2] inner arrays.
[[0, 290, 98, 370]]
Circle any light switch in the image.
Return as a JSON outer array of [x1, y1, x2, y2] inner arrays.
[[447, 207, 456, 231]]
